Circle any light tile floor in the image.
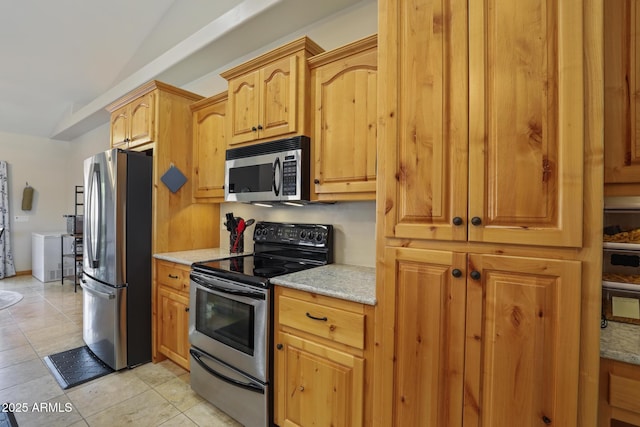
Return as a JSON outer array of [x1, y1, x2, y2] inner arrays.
[[0, 275, 242, 427]]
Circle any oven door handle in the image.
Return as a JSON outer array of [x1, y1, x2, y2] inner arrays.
[[190, 348, 265, 394], [191, 275, 266, 300]]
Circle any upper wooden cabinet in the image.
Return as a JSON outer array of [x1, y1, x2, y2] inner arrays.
[[221, 36, 324, 146], [108, 90, 155, 149], [604, 0, 640, 184], [309, 35, 378, 201], [380, 0, 583, 247], [190, 92, 227, 203]]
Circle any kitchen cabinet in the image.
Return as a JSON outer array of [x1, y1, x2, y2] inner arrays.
[[384, 247, 581, 427], [375, 0, 602, 426], [190, 92, 227, 202], [600, 358, 640, 426], [604, 0, 640, 188], [274, 286, 375, 427], [309, 34, 377, 201], [155, 260, 191, 370], [380, 0, 583, 248], [221, 36, 324, 146], [107, 81, 220, 367], [109, 91, 155, 149]]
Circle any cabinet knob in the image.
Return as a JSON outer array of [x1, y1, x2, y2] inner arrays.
[[452, 268, 462, 278], [471, 217, 482, 226], [542, 416, 551, 425], [276, 343, 283, 350], [314, 179, 320, 184], [470, 270, 481, 280], [452, 216, 463, 226], [185, 307, 190, 312], [251, 126, 257, 132], [299, 386, 305, 392], [257, 124, 263, 130]]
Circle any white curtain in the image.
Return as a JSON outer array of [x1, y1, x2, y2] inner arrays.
[[0, 161, 16, 278]]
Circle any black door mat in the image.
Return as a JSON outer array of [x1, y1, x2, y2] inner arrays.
[[0, 408, 18, 427], [44, 346, 114, 390]]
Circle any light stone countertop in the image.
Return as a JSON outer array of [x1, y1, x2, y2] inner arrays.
[[270, 264, 376, 306], [153, 248, 247, 266], [601, 320, 640, 365]]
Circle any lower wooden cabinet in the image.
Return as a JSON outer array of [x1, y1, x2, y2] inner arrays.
[[600, 358, 640, 427], [153, 260, 191, 370], [274, 286, 375, 427], [381, 247, 582, 427]]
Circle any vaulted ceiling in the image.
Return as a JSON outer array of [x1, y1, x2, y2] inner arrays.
[[0, 0, 367, 140]]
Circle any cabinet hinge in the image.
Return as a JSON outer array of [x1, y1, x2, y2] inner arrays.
[[625, 151, 632, 166]]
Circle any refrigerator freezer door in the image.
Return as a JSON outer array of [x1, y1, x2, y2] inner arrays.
[[81, 274, 127, 370], [83, 148, 125, 287]]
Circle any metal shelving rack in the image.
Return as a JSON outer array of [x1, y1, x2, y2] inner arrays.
[[61, 186, 83, 292]]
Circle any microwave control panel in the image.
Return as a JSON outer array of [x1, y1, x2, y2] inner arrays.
[[282, 158, 298, 196]]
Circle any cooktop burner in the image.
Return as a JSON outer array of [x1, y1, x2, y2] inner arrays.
[[192, 222, 333, 287]]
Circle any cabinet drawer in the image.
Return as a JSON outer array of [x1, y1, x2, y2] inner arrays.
[[610, 372, 640, 413], [278, 295, 365, 349], [157, 262, 190, 292]]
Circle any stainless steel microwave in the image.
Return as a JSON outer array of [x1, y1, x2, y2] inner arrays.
[[224, 136, 310, 203]]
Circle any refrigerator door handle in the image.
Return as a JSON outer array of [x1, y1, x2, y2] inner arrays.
[[87, 164, 102, 268], [80, 278, 115, 300]]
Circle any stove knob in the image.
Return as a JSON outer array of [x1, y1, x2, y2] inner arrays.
[[315, 233, 324, 243], [300, 230, 307, 239], [308, 231, 316, 240]]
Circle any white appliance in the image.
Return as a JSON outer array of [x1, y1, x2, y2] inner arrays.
[[32, 231, 66, 282]]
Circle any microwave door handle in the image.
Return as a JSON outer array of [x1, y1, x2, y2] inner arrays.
[[272, 157, 281, 197], [190, 348, 265, 394]]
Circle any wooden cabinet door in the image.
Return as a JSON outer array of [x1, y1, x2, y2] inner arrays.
[[604, 0, 640, 183], [383, 247, 466, 427], [467, 0, 583, 247], [128, 92, 155, 148], [228, 70, 260, 145], [110, 105, 129, 148], [464, 254, 581, 427], [157, 286, 190, 370], [312, 40, 377, 199], [258, 55, 298, 141], [275, 332, 364, 427], [192, 94, 227, 201], [380, 0, 469, 242]]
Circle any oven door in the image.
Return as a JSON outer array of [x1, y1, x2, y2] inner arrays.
[[189, 271, 269, 382]]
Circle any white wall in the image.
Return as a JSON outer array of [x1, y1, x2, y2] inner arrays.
[[0, 132, 72, 271], [2, 0, 378, 272]]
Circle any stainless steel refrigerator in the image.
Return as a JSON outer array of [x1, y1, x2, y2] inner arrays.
[[82, 148, 152, 370]]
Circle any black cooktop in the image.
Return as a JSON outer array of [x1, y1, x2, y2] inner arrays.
[[191, 222, 334, 287]]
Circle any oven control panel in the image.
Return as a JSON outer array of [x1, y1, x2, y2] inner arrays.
[[253, 222, 332, 247]]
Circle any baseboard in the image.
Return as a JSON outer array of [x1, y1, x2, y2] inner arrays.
[[15, 270, 32, 276]]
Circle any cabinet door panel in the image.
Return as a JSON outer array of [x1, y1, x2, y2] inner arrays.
[[128, 93, 155, 147], [468, 0, 583, 246], [382, 0, 468, 241], [385, 247, 466, 427], [464, 254, 581, 427], [314, 49, 377, 195], [229, 70, 260, 145], [276, 332, 364, 427], [193, 97, 227, 200], [110, 107, 128, 148], [157, 287, 190, 370], [259, 56, 298, 140], [604, 0, 640, 183]]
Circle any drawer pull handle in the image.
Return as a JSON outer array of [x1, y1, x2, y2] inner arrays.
[[306, 312, 328, 322], [168, 274, 179, 279]]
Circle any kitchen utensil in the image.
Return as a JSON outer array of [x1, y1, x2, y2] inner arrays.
[[244, 219, 255, 228], [232, 219, 246, 253]]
